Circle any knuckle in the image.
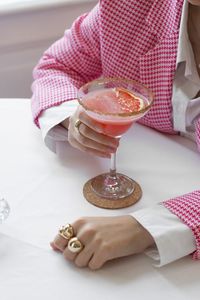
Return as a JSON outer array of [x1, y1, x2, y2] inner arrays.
[[74, 217, 87, 228], [94, 236, 103, 247], [86, 226, 96, 237], [100, 243, 111, 258], [81, 225, 97, 240]]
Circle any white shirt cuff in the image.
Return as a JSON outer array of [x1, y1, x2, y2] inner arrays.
[[38, 100, 79, 152], [130, 204, 196, 266]]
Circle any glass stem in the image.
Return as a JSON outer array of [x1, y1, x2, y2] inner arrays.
[[110, 152, 117, 177]]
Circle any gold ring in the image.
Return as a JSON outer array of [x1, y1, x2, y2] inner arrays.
[[68, 237, 83, 253], [59, 224, 74, 240], [74, 119, 82, 131]]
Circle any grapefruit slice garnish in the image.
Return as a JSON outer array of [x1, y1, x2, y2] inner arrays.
[[115, 88, 144, 113]]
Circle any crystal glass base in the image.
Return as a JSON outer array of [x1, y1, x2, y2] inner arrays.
[[90, 173, 135, 199]]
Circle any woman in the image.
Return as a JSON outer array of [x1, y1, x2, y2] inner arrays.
[[31, 0, 200, 270]]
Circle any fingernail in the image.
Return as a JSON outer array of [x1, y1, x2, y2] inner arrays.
[[50, 242, 59, 251], [50, 242, 56, 249]]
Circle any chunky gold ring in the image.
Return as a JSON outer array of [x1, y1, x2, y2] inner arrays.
[[59, 224, 74, 240], [74, 119, 82, 132], [68, 237, 83, 253]]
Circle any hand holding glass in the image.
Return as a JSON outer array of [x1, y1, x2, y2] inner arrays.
[[78, 78, 153, 201]]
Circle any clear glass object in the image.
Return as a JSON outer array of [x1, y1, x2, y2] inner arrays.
[[78, 78, 154, 199], [0, 198, 10, 223]]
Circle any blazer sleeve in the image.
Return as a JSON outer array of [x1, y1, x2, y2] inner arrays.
[[31, 4, 102, 127], [163, 190, 200, 260]]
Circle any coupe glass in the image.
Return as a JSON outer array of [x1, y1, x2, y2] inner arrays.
[[78, 78, 153, 199]]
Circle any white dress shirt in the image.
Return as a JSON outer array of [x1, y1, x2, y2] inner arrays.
[[172, 0, 200, 140], [38, 0, 198, 266]]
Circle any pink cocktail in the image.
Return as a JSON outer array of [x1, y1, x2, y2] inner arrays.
[[78, 78, 153, 203], [82, 88, 147, 137]]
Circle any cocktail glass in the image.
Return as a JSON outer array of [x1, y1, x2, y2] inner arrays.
[[78, 78, 153, 200]]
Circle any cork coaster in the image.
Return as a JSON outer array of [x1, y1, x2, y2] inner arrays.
[[83, 179, 142, 209]]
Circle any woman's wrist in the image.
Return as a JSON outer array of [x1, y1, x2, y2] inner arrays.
[[129, 216, 155, 253], [138, 222, 155, 250]]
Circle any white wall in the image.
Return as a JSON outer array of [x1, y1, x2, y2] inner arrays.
[[0, 0, 97, 98]]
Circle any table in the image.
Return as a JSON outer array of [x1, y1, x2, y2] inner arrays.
[[0, 99, 199, 300]]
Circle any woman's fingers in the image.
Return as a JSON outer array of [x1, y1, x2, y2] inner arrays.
[[73, 244, 94, 267], [61, 220, 104, 268], [63, 246, 78, 262], [75, 129, 117, 153], [51, 216, 155, 270], [67, 108, 120, 157], [50, 234, 69, 252], [78, 122, 119, 148], [78, 109, 105, 133], [88, 250, 107, 270], [68, 123, 117, 158], [68, 133, 111, 158]]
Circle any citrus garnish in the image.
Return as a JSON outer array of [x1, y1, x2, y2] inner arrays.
[[115, 88, 144, 113]]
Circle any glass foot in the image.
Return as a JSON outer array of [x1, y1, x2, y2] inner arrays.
[[90, 172, 135, 199]]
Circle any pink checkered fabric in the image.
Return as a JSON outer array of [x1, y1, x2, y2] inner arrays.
[[164, 191, 200, 259], [31, 0, 183, 134], [31, 0, 200, 260]]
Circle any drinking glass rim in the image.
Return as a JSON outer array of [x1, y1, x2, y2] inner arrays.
[[77, 77, 154, 117]]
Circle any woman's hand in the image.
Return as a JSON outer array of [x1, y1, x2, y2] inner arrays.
[[61, 106, 119, 158], [50, 216, 154, 270]]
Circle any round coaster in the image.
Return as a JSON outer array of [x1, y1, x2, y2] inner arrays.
[[83, 178, 142, 209]]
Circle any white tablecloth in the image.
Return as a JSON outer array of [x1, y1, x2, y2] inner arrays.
[[0, 99, 199, 300]]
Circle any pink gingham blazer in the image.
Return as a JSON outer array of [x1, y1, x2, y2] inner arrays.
[[31, 0, 200, 259]]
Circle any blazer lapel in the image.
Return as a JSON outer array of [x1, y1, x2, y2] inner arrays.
[[138, 0, 185, 132]]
